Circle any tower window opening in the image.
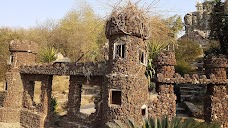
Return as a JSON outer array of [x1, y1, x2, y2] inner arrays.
[[142, 108, 146, 116], [114, 44, 125, 59], [139, 50, 146, 64], [141, 105, 148, 119], [9, 53, 14, 65], [110, 90, 121, 105], [5, 82, 8, 91]]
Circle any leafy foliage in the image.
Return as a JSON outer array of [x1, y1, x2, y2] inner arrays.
[[107, 116, 221, 128], [146, 40, 169, 91], [209, 0, 228, 56], [175, 39, 203, 75], [39, 47, 58, 63], [51, 97, 58, 113], [165, 15, 183, 39]]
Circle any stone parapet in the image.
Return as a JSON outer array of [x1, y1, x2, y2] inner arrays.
[[156, 51, 176, 66], [204, 55, 227, 79], [155, 73, 228, 84], [9, 40, 38, 53], [20, 62, 106, 76], [204, 55, 227, 68]]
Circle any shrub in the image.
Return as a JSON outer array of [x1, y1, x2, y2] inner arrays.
[[106, 116, 221, 128], [175, 61, 192, 75], [39, 47, 57, 63], [51, 97, 58, 113]]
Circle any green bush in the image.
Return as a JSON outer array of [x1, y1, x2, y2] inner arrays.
[[175, 61, 192, 76], [51, 97, 58, 113], [106, 116, 221, 128], [39, 47, 57, 63]]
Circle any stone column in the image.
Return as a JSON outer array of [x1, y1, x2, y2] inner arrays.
[[155, 51, 177, 118], [204, 55, 228, 127], [67, 76, 82, 120], [40, 75, 53, 115]]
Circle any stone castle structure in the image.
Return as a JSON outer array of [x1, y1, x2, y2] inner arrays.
[[184, 1, 213, 38], [182, 0, 228, 47], [0, 4, 227, 128]]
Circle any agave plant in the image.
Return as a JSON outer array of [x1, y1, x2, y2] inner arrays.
[[39, 47, 58, 63], [146, 40, 169, 92], [107, 116, 221, 128], [144, 116, 221, 128]]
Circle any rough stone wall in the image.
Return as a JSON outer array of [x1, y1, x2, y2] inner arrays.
[[148, 51, 176, 119], [9, 40, 37, 53], [66, 76, 103, 128], [20, 62, 106, 76], [20, 74, 53, 127], [0, 40, 38, 124], [204, 55, 228, 127], [20, 109, 45, 128], [102, 4, 150, 126], [102, 36, 149, 125], [10, 52, 36, 69]]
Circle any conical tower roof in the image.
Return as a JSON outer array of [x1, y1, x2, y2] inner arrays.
[[105, 3, 150, 40]]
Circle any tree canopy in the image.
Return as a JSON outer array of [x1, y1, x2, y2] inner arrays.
[[209, 0, 228, 56]]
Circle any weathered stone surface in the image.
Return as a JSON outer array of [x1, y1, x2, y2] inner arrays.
[[105, 4, 149, 40], [1, 4, 228, 128], [20, 62, 106, 76]]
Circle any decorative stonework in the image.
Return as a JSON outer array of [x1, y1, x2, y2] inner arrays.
[[0, 4, 228, 128]]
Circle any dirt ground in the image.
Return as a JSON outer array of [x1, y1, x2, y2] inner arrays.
[[0, 82, 3, 91], [0, 122, 22, 128]]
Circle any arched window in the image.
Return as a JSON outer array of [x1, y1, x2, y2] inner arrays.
[[141, 105, 148, 119]]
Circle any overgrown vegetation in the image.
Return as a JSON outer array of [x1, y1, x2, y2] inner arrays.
[[51, 97, 58, 113], [175, 39, 203, 75], [209, 0, 228, 56], [39, 47, 58, 63], [107, 116, 221, 128]]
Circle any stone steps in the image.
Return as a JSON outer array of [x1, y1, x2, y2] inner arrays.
[[178, 84, 205, 102], [183, 101, 200, 117]]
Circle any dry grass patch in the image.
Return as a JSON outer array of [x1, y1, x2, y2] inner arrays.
[[0, 82, 4, 91]]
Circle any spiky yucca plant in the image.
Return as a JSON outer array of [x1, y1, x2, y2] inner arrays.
[[40, 47, 58, 63], [146, 40, 169, 91], [107, 117, 221, 128]]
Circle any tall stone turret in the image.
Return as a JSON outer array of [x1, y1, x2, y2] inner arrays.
[[0, 40, 37, 123], [102, 4, 150, 125]]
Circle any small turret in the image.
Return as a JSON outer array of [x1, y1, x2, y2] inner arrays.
[[8, 40, 37, 69]]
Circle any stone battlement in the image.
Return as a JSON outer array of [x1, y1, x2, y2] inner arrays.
[[9, 40, 38, 53]]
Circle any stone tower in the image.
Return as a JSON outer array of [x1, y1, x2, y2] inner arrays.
[[102, 4, 150, 125], [0, 40, 37, 123]]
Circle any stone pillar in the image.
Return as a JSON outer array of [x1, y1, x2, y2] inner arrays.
[[156, 51, 176, 78], [40, 75, 53, 115], [155, 51, 177, 118], [204, 55, 228, 127], [67, 76, 82, 120]]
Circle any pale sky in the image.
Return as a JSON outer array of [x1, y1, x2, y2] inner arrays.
[[0, 0, 203, 28]]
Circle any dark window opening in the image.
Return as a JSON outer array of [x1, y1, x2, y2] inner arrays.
[[110, 90, 121, 105], [139, 50, 145, 64], [142, 108, 146, 116], [115, 44, 125, 58], [9, 54, 14, 65], [5, 82, 7, 91]]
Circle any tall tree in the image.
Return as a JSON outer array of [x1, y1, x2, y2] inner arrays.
[[209, 0, 228, 56]]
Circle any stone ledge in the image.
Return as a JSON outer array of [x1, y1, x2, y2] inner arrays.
[[154, 73, 228, 84]]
